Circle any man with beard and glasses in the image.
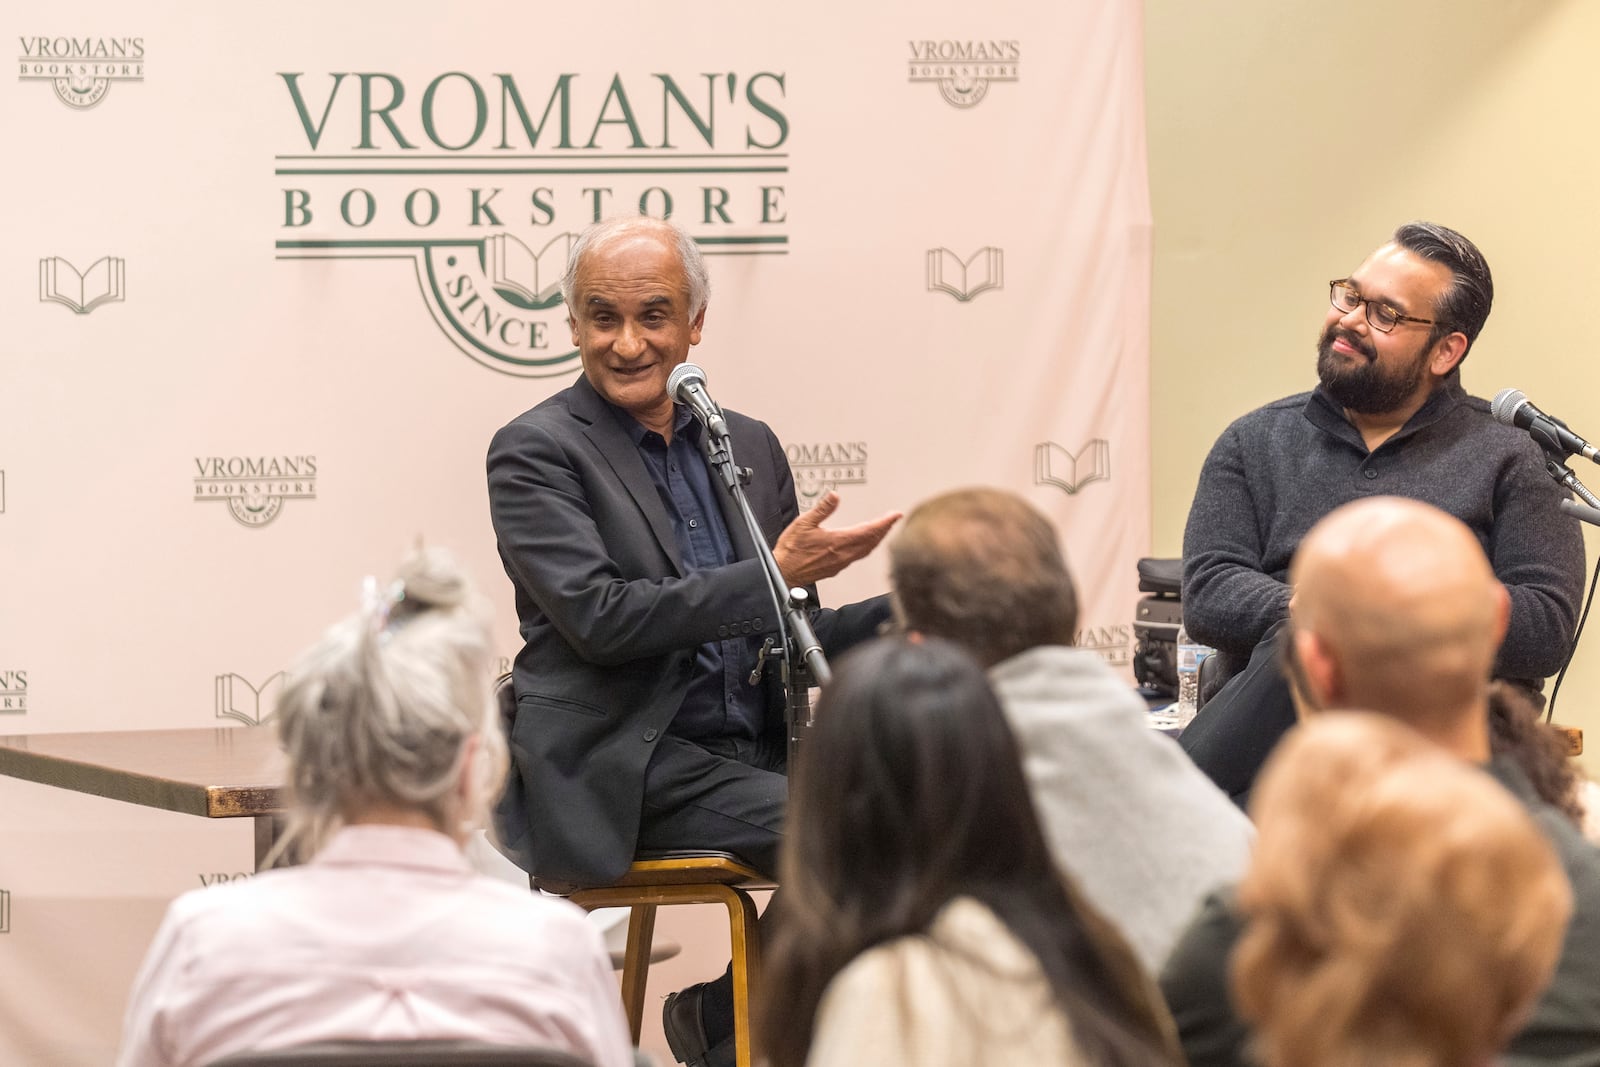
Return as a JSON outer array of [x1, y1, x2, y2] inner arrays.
[[1176, 221, 1584, 807]]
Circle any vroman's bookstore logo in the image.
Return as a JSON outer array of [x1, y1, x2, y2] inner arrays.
[[1, 670, 26, 714], [18, 35, 145, 110], [1076, 623, 1132, 669], [194, 456, 317, 528], [908, 40, 1019, 108], [275, 70, 791, 377], [785, 441, 868, 503], [199, 872, 251, 887]]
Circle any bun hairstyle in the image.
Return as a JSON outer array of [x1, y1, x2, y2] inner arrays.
[[271, 547, 507, 864]]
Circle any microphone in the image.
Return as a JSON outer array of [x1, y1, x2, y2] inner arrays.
[[1491, 388, 1600, 465], [667, 362, 729, 440]]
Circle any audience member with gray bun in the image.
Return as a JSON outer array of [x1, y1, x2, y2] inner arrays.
[[760, 636, 1181, 1067], [117, 548, 633, 1067]]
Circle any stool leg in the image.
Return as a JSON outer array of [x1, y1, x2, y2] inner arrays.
[[723, 889, 762, 1067], [620, 904, 657, 1044]]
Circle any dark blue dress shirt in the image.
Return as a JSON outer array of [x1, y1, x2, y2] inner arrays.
[[614, 403, 765, 741]]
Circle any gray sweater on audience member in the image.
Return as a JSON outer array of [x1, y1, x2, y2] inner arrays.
[[988, 645, 1255, 972], [1181, 373, 1584, 683], [1158, 757, 1600, 1067]]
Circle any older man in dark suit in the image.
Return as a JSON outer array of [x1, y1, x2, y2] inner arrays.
[[488, 215, 897, 1067]]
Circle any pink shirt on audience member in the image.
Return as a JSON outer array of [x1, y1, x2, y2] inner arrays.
[[116, 824, 632, 1067]]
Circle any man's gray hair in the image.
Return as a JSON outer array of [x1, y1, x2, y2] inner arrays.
[[560, 215, 710, 317]]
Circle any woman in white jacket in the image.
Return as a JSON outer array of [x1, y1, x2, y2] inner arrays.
[[760, 636, 1181, 1067]]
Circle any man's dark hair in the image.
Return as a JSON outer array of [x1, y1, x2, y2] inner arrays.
[[889, 488, 1078, 668], [1392, 220, 1494, 357]]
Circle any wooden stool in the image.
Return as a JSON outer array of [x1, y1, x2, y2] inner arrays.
[[535, 853, 774, 1067]]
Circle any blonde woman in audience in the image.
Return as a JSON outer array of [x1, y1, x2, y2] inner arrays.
[[117, 549, 632, 1067], [760, 637, 1181, 1067], [1234, 713, 1571, 1067]]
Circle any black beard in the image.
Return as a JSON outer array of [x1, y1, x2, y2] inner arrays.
[[1316, 326, 1427, 415]]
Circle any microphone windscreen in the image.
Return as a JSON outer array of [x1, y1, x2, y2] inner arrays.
[[667, 362, 707, 402], [1491, 388, 1527, 427]]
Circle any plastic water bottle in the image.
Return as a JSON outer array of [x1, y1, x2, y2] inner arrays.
[[1176, 624, 1212, 727]]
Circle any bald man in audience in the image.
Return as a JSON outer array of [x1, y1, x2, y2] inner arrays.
[[1159, 497, 1600, 1067], [889, 487, 1255, 972]]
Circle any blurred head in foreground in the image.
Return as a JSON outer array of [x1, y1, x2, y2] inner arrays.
[[1234, 713, 1570, 1067], [761, 636, 1178, 1067], [888, 487, 1078, 667], [272, 546, 507, 862], [1285, 495, 1509, 759]]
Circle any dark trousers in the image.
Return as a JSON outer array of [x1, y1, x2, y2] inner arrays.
[[634, 730, 787, 1046], [1178, 619, 1297, 810], [635, 731, 787, 877]]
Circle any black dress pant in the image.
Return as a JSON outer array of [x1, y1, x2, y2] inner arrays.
[[1178, 619, 1297, 810], [634, 730, 787, 878], [633, 729, 787, 1048]]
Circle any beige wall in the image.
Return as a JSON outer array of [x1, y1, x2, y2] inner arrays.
[[1145, 0, 1600, 772]]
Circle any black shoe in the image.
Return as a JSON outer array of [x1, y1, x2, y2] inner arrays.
[[662, 982, 737, 1067]]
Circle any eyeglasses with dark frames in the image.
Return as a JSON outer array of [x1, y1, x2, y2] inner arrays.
[[1328, 279, 1437, 333]]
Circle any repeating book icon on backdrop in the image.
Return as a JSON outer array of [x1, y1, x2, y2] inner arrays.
[[215, 673, 286, 727], [1034, 440, 1111, 495], [39, 256, 125, 314], [925, 247, 1004, 302]]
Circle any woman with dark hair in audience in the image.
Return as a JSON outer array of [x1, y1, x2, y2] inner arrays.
[[117, 549, 632, 1067], [1488, 680, 1587, 826], [760, 636, 1180, 1067], [1233, 713, 1570, 1067]]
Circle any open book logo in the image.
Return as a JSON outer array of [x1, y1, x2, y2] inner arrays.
[[907, 40, 1020, 109], [215, 672, 285, 727], [926, 247, 1003, 302], [484, 233, 576, 310], [18, 36, 146, 110], [1034, 439, 1111, 495], [39, 257, 125, 314]]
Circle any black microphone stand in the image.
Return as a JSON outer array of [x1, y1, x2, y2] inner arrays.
[[701, 425, 831, 771], [1560, 498, 1600, 528], [1546, 470, 1600, 727], [1545, 456, 1600, 510]]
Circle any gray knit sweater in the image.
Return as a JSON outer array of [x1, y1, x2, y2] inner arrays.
[[1182, 373, 1585, 682]]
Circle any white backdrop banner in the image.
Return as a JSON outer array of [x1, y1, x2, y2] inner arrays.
[[1, 3, 1149, 1061]]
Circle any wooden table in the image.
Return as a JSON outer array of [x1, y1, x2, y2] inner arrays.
[[0, 727, 286, 870]]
